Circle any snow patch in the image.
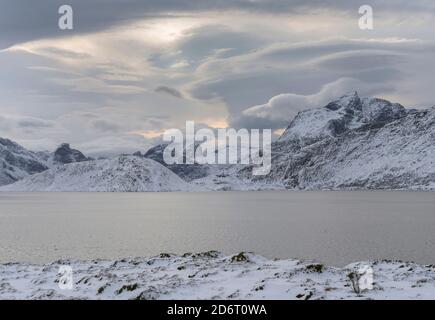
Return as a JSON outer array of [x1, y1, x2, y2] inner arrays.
[[1, 252, 435, 300]]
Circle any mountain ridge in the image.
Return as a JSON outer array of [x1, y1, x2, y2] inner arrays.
[[1, 92, 434, 191], [0, 140, 91, 186], [0, 155, 197, 192], [254, 93, 435, 190]]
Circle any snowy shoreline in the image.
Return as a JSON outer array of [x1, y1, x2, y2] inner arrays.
[[1, 251, 435, 300]]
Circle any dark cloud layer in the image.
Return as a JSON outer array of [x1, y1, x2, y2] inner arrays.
[[2, 0, 435, 48], [155, 86, 183, 99]]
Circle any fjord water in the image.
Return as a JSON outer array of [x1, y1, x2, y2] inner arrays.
[[0, 191, 434, 266]]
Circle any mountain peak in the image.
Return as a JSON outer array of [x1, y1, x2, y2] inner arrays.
[[324, 91, 361, 111], [278, 94, 408, 145], [0, 137, 22, 149], [58, 143, 71, 149], [0, 137, 49, 186], [53, 143, 88, 165], [339, 91, 360, 101]]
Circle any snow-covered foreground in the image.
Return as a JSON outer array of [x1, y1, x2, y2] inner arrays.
[[1, 251, 435, 300]]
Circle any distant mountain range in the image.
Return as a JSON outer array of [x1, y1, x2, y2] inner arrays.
[[1, 92, 434, 191], [0, 155, 194, 192], [0, 140, 89, 186]]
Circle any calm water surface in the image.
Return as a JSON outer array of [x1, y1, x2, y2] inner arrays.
[[0, 191, 434, 266]]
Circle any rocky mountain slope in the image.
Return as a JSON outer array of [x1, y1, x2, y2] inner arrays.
[[144, 143, 281, 190], [0, 140, 90, 186], [144, 143, 211, 181], [142, 93, 434, 191], [51, 143, 89, 165], [0, 138, 49, 186], [257, 92, 435, 190], [35, 143, 90, 166], [0, 155, 196, 192]]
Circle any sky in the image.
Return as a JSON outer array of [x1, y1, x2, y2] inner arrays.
[[1, 0, 435, 155]]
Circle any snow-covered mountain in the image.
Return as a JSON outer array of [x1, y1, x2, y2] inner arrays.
[[143, 143, 278, 190], [250, 92, 435, 190], [51, 143, 89, 165], [0, 138, 49, 186], [278, 92, 408, 145], [36, 143, 90, 166], [0, 155, 197, 192], [0, 140, 90, 186], [140, 93, 433, 190], [1, 92, 434, 191], [144, 143, 211, 181]]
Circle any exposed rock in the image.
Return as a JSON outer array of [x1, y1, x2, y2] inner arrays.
[[0, 138, 48, 186], [52, 143, 88, 165], [144, 144, 210, 181]]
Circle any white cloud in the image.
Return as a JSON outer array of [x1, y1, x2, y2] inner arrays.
[[1, 3, 435, 153]]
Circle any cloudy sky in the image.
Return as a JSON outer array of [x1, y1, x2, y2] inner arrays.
[[1, 0, 435, 155]]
